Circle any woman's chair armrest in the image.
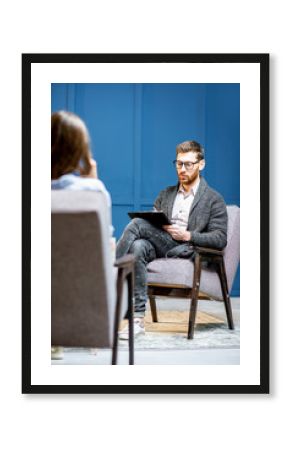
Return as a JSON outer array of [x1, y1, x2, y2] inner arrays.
[[114, 254, 135, 270]]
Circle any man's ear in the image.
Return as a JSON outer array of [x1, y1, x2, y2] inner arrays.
[[199, 159, 205, 171]]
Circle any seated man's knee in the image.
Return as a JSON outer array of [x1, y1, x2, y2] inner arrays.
[[130, 239, 145, 254], [123, 217, 145, 233], [131, 218, 147, 227], [129, 239, 156, 262], [129, 239, 151, 258]]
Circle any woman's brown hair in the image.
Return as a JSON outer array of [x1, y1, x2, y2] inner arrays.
[[51, 111, 92, 180]]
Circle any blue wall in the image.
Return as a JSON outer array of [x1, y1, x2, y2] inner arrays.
[[51, 83, 240, 295]]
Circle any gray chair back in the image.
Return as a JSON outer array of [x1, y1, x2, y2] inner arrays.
[[199, 205, 240, 299], [51, 190, 115, 348], [223, 205, 240, 291]]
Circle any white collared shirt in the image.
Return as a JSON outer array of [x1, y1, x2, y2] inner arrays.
[[171, 180, 200, 229]]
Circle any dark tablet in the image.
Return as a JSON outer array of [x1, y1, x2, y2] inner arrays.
[[128, 211, 171, 227]]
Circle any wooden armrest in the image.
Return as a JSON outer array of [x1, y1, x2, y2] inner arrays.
[[193, 246, 224, 256], [114, 254, 135, 269]]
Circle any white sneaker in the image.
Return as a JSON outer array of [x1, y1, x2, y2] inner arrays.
[[119, 317, 145, 340], [51, 346, 64, 360]]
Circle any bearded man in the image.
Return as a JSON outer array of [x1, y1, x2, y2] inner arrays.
[[116, 140, 227, 339]]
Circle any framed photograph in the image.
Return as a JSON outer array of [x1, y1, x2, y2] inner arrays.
[[22, 53, 269, 394]]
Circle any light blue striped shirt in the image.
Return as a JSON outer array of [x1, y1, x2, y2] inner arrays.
[[51, 173, 114, 235]]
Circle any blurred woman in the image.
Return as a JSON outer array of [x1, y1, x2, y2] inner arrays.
[[51, 110, 113, 360], [51, 110, 111, 202]]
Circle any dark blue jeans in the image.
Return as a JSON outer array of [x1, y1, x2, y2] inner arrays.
[[116, 218, 180, 316]]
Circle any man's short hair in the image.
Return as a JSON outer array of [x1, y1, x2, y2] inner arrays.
[[176, 140, 205, 161]]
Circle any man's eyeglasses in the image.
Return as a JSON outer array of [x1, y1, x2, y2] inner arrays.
[[173, 160, 200, 170]]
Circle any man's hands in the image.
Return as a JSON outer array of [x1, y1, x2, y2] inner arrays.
[[162, 225, 191, 241]]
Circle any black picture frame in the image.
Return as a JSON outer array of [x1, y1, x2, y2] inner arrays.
[[22, 53, 269, 394]]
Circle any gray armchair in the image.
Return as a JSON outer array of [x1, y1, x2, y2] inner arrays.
[[147, 205, 240, 339], [51, 190, 134, 364]]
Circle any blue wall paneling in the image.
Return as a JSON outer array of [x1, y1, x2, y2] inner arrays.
[[51, 83, 240, 295]]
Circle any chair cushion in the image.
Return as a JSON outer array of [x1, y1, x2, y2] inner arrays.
[[147, 258, 223, 300], [147, 258, 194, 288]]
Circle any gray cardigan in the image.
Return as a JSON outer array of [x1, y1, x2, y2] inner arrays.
[[154, 177, 228, 250]]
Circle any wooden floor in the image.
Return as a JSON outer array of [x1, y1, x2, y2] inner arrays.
[[121, 310, 223, 334]]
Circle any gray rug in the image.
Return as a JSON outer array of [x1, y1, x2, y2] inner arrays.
[[118, 308, 240, 350], [118, 323, 240, 350]]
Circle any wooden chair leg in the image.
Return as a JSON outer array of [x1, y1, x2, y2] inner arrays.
[[188, 254, 202, 339], [111, 335, 118, 365], [149, 295, 158, 322], [112, 268, 123, 365], [113, 269, 135, 365], [217, 258, 234, 330], [127, 271, 134, 365]]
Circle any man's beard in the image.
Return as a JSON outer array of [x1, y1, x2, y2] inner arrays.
[[178, 172, 198, 185]]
